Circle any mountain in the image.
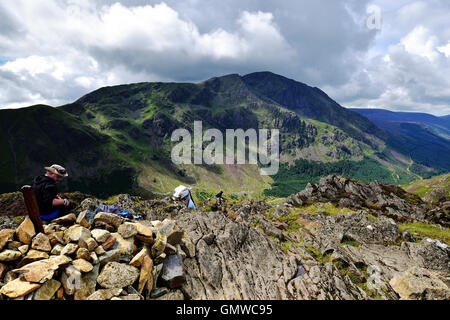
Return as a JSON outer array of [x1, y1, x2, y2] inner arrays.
[[0, 72, 449, 198], [351, 108, 450, 140], [403, 173, 450, 203]]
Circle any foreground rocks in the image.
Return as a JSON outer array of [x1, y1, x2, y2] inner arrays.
[[0, 207, 188, 300]]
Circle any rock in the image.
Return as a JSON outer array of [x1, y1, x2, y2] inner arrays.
[[52, 214, 76, 225], [32, 279, 61, 300], [150, 287, 168, 299], [90, 252, 99, 264], [76, 210, 91, 228], [20, 249, 49, 265], [134, 223, 154, 237], [51, 244, 64, 255], [180, 237, 195, 258], [74, 263, 100, 300], [164, 243, 177, 255], [130, 247, 150, 267], [63, 225, 91, 244], [98, 249, 120, 265], [87, 288, 123, 300], [101, 235, 117, 251], [118, 223, 138, 239], [151, 231, 167, 257], [95, 246, 106, 256], [16, 217, 36, 245], [94, 212, 123, 228], [31, 233, 52, 252], [7, 241, 22, 250], [111, 233, 134, 255], [72, 259, 94, 273], [136, 234, 154, 244], [13, 255, 72, 283], [159, 220, 184, 245], [85, 238, 98, 251], [0, 249, 21, 261], [390, 267, 450, 300], [0, 262, 8, 278], [156, 290, 184, 300], [115, 294, 142, 300], [97, 262, 139, 289], [3, 270, 17, 284], [80, 198, 99, 212], [160, 254, 185, 289], [0, 229, 15, 250], [61, 243, 79, 256], [0, 278, 41, 298], [402, 230, 416, 242], [17, 245, 29, 255], [76, 248, 91, 260], [91, 229, 111, 243], [138, 255, 154, 294], [61, 265, 82, 295]]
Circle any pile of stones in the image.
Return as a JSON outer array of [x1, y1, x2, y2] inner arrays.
[[0, 207, 193, 300]]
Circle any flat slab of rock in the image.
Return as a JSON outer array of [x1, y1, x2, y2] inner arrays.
[[390, 267, 450, 300], [94, 212, 123, 228], [91, 229, 111, 243], [16, 217, 36, 245], [53, 214, 76, 225], [97, 262, 139, 289], [87, 288, 123, 300], [0, 249, 22, 262], [111, 232, 134, 255], [0, 278, 40, 298], [13, 255, 72, 283], [64, 225, 91, 243], [31, 233, 52, 252], [73, 259, 94, 273], [118, 223, 138, 239], [0, 229, 15, 250], [33, 279, 61, 300]]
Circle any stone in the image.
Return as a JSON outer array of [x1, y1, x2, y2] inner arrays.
[[52, 214, 76, 225], [0, 229, 15, 250], [0, 278, 41, 298], [151, 231, 167, 257], [136, 234, 154, 244], [33, 279, 61, 300], [3, 270, 17, 284], [94, 212, 123, 228], [86, 238, 98, 251], [80, 198, 99, 212], [95, 246, 106, 256], [49, 232, 65, 246], [51, 244, 64, 255], [31, 233, 52, 252], [20, 249, 49, 265], [97, 262, 140, 289], [130, 247, 150, 267], [160, 254, 185, 289], [164, 243, 177, 255], [78, 238, 88, 249], [91, 229, 111, 243], [156, 290, 184, 300], [61, 243, 78, 256], [90, 252, 99, 264], [18, 245, 29, 255], [76, 210, 91, 228], [0, 249, 22, 262], [7, 241, 22, 250], [76, 248, 91, 260], [101, 235, 116, 251], [115, 294, 142, 300], [134, 223, 154, 237], [98, 249, 120, 265], [180, 237, 195, 258], [87, 288, 123, 300], [61, 264, 82, 295], [111, 232, 134, 255], [63, 225, 91, 243], [138, 255, 154, 294], [74, 263, 100, 300], [16, 217, 36, 245], [0, 262, 8, 279], [72, 259, 94, 273], [118, 223, 138, 239], [13, 255, 72, 284], [390, 267, 450, 300], [150, 287, 168, 299]]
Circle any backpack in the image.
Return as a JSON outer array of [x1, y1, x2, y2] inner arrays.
[[173, 185, 198, 210]]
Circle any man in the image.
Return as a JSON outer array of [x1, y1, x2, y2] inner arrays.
[[33, 164, 71, 221]]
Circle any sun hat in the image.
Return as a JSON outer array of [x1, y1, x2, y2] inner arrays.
[[44, 164, 68, 177]]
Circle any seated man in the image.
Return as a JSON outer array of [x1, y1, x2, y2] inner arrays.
[[33, 164, 72, 221]]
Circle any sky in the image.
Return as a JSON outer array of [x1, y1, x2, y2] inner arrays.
[[0, 0, 449, 116]]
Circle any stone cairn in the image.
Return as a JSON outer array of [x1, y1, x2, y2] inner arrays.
[[0, 204, 192, 300]]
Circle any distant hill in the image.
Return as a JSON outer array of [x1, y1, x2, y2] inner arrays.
[[403, 173, 450, 203], [1, 73, 449, 198]]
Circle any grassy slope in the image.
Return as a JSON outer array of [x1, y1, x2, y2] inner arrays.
[[403, 173, 450, 202]]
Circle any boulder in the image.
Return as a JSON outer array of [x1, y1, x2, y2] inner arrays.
[[0, 229, 15, 250], [64, 225, 91, 243], [32, 279, 61, 300], [97, 262, 139, 289], [118, 223, 138, 239], [390, 267, 450, 300], [0, 249, 22, 262], [160, 254, 185, 289], [94, 212, 123, 228], [16, 217, 36, 245], [31, 233, 52, 252], [0, 278, 41, 298], [91, 229, 111, 243]]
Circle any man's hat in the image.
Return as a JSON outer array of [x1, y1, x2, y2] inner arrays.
[[45, 164, 68, 177]]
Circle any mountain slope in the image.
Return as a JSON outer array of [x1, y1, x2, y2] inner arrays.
[[0, 72, 448, 197]]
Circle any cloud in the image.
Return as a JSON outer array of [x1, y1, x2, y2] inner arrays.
[[0, 0, 448, 116]]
